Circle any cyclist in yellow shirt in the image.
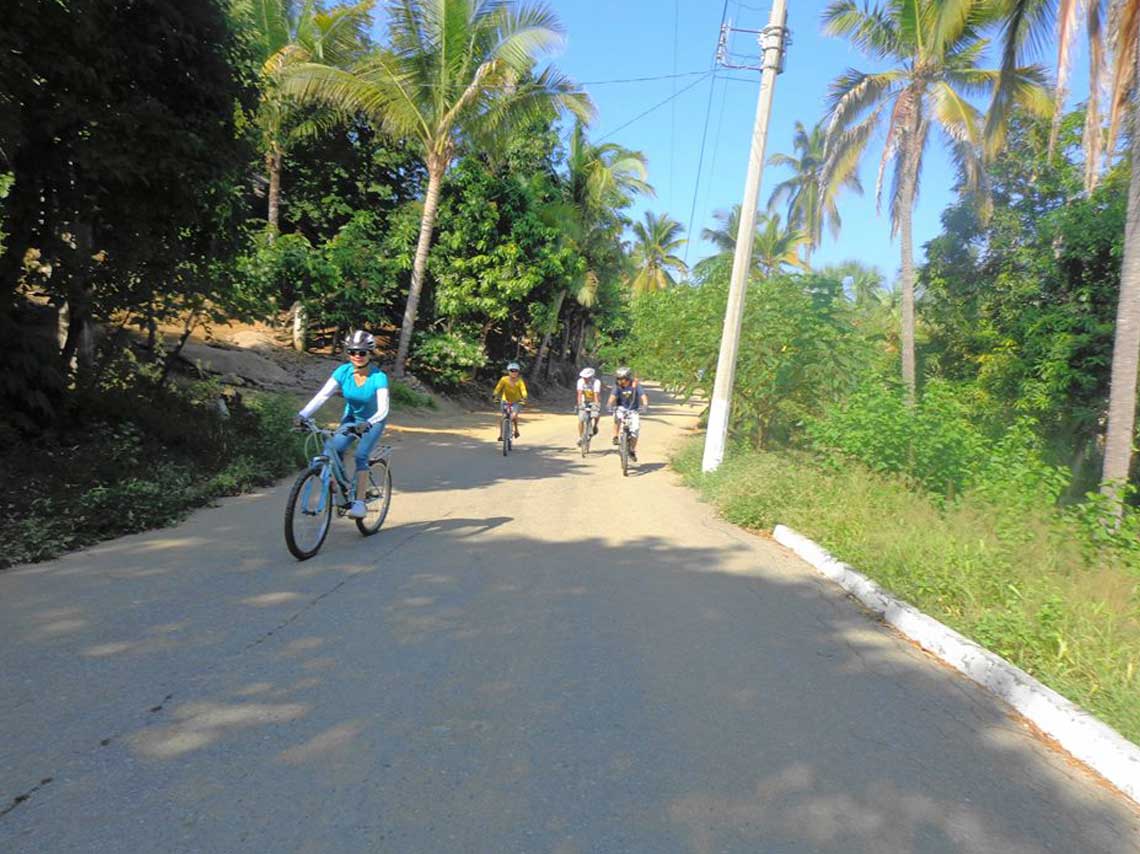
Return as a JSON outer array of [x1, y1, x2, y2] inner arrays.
[[492, 361, 528, 439]]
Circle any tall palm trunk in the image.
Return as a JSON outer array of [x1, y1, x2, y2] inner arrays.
[[897, 137, 921, 406], [394, 156, 445, 377], [266, 148, 282, 235], [1100, 45, 1140, 504]]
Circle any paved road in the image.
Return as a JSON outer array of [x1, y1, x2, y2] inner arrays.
[[2, 392, 1138, 853]]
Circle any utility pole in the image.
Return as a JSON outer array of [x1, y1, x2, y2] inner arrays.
[[701, 0, 789, 473]]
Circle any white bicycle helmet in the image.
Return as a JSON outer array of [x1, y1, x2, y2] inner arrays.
[[615, 366, 632, 380], [344, 329, 376, 351], [579, 367, 595, 379], [507, 361, 521, 371]]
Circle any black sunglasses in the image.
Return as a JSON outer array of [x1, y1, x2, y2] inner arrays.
[[348, 349, 370, 357]]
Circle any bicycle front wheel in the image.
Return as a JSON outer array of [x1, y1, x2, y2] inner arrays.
[[619, 430, 629, 476], [502, 415, 511, 456], [285, 468, 332, 560], [355, 459, 392, 536]]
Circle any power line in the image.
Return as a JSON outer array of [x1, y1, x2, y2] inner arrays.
[[684, 72, 720, 266], [682, 0, 733, 265], [596, 71, 714, 143], [670, 0, 680, 206], [578, 69, 709, 85], [700, 70, 732, 226]]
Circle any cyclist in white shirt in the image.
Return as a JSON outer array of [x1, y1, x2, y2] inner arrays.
[[576, 367, 602, 446]]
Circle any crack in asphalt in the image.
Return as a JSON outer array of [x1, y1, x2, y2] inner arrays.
[[0, 778, 53, 820], [0, 511, 453, 823]]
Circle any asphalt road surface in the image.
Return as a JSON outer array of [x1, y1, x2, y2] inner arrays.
[[2, 391, 1138, 853]]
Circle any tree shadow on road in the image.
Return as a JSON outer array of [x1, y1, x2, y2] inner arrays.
[[3, 524, 1136, 853]]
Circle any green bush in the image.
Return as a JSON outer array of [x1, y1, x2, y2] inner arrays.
[[410, 329, 486, 388], [390, 381, 436, 409], [0, 373, 305, 569], [620, 270, 866, 446], [807, 377, 1069, 505], [673, 440, 1140, 744]]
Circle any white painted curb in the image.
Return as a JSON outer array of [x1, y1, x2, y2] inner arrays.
[[773, 523, 1140, 806]]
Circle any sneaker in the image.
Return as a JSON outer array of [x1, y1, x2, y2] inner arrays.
[[347, 500, 367, 519], [513, 428, 520, 439], [612, 436, 619, 446], [629, 451, 638, 462], [576, 437, 583, 446], [593, 424, 599, 436]]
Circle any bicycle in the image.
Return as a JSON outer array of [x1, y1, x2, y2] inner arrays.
[[284, 418, 393, 560], [613, 406, 637, 476], [577, 403, 598, 456], [499, 400, 516, 456]]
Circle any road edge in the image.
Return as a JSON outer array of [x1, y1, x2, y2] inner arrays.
[[772, 523, 1140, 807]]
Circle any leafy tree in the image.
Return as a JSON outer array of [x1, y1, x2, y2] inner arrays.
[[239, 0, 374, 232], [768, 120, 862, 263], [428, 153, 577, 359], [623, 264, 865, 446], [822, 0, 1049, 402], [0, 0, 256, 404], [990, 0, 1140, 501], [531, 122, 650, 376], [285, 0, 593, 376], [921, 109, 1125, 489], [819, 259, 887, 309], [753, 213, 811, 275], [629, 211, 687, 294], [280, 116, 425, 245], [699, 205, 808, 275]]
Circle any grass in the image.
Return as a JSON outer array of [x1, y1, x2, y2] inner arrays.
[[673, 439, 1140, 745], [0, 384, 306, 570], [391, 380, 436, 410]]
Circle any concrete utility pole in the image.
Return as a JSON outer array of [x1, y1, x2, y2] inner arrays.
[[701, 0, 789, 473]]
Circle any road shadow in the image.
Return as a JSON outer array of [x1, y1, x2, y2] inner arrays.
[[2, 526, 1136, 853]]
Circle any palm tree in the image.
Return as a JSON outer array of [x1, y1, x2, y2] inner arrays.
[[698, 205, 808, 275], [752, 212, 811, 275], [285, 0, 593, 376], [820, 259, 886, 307], [248, 0, 374, 233], [630, 211, 687, 295], [767, 120, 862, 264], [700, 205, 744, 256], [990, 0, 1140, 499], [821, 0, 1049, 403], [531, 123, 651, 378]]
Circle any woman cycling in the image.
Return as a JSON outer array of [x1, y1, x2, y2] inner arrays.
[[295, 330, 389, 519]]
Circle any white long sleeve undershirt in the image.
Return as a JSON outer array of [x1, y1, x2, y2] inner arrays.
[[299, 380, 390, 425]]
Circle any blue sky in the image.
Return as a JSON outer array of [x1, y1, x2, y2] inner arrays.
[[547, 0, 1074, 282]]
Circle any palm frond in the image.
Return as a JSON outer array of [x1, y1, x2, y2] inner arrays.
[[826, 68, 903, 134], [283, 57, 431, 143], [822, 0, 900, 58], [1084, 0, 1106, 190], [1048, 0, 1083, 154], [986, 0, 1055, 152], [930, 0, 977, 57], [1106, 0, 1140, 164], [490, 2, 566, 71]]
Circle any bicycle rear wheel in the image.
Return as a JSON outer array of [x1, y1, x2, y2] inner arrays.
[[285, 468, 332, 560], [355, 458, 392, 536]]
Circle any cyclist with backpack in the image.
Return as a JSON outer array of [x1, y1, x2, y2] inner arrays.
[[607, 367, 648, 461]]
